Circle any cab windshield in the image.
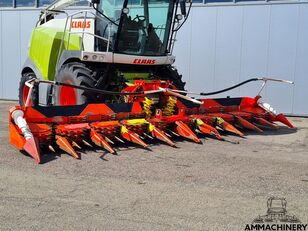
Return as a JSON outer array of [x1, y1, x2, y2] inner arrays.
[[98, 0, 174, 56]]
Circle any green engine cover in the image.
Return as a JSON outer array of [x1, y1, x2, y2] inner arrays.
[[28, 27, 81, 81]]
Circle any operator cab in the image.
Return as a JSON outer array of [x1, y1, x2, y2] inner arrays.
[[96, 0, 175, 56]]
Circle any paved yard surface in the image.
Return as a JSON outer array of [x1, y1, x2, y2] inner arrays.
[[0, 100, 307, 230]]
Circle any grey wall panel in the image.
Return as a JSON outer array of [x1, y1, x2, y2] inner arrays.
[[174, 3, 308, 115], [2, 11, 21, 100], [238, 5, 270, 98], [189, 7, 217, 92], [292, 5, 308, 115], [212, 6, 244, 97], [0, 11, 2, 99], [19, 11, 39, 67], [265, 4, 299, 114]]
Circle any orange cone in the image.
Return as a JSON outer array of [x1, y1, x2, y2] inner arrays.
[[254, 117, 278, 129], [175, 121, 201, 143], [23, 137, 41, 164], [56, 136, 79, 159], [90, 130, 115, 154], [195, 118, 222, 140], [215, 117, 244, 137], [121, 126, 148, 148], [276, 113, 294, 128], [235, 116, 263, 133], [150, 124, 175, 147]]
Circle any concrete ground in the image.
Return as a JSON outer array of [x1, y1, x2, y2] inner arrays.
[[0, 100, 307, 231]]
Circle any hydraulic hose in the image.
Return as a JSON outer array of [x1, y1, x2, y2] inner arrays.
[[38, 78, 259, 96], [34, 79, 205, 104], [53, 81, 146, 95], [200, 78, 259, 96], [171, 77, 293, 96], [36, 77, 291, 97]]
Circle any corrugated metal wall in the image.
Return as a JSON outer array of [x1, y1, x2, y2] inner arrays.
[[0, 3, 308, 115], [0, 10, 39, 99], [174, 3, 308, 115]]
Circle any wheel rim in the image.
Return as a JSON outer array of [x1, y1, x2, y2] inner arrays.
[[59, 81, 77, 105], [22, 85, 31, 106]]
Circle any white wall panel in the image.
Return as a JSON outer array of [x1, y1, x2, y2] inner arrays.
[[292, 5, 308, 115], [189, 7, 217, 92], [213, 6, 244, 97], [174, 3, 308, 115], [265, 4, 299, 114], [0, 11, 3, 99], [20, 11, 39, 65], [239, 5, 270, 98], [2, 11, 21, 100]]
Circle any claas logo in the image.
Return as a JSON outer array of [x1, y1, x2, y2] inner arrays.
[[71, 21, 91, 29], [133, 59, 156, 65]]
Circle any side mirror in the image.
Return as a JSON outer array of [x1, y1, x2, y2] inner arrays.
[[176, 14, 183, 21], [91, 0, 100, 4], [180, 0, 186, 17], [122, 8, 129, 14]]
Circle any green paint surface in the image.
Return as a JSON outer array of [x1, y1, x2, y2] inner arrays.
[[28, 27, 81, 80]]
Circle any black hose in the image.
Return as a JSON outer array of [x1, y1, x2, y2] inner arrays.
[[200, 78, 259, 96], [54, 78, 259, 96], [54, 81, 144, 95]]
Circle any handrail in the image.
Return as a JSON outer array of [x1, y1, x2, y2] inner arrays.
[[68, 31, 110, 43], [63, 10, 113, 51], [56, 9, 114, 71]]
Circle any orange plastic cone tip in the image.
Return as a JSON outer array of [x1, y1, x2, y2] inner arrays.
[[23, 137, 41, 164], [220, 121, 244, 137], [236, 116, 263, 133], [276, 114, 294, 128], [175, 121, 200, 143], [255, 118, 278, 129], [152, 127, 175, 147], [90, 130, 115, 154], [121, 126, 148, 148], [56, 136, 79, 159], [198, 121, 223, 140]]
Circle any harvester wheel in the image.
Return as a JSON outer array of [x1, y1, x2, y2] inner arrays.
[[18, 72, 37, 106], [54, 63, 96, 106], [156, 65, 186, 90]]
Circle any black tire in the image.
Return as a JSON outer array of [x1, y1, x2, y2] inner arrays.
[[18, 72, 38, 106], [156, 65, 186, 90], [54, 62, 97, 105]]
